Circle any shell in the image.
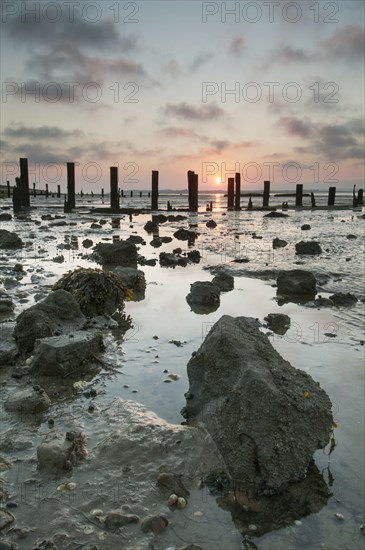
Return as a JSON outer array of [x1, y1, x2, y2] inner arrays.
[[167, 494, 178, 506], [91, 509, 104, 517], [176, 497, 187, 509]]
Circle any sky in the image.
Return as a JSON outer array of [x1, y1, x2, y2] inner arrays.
[[0, 0, 364, 192]]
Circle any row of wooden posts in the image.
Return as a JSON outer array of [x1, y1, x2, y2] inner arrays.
[[8, 158, 364, 212]]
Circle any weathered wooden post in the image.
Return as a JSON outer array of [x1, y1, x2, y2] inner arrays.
[[210, 200, 213, 212], [66, 162, 76, 209], [57, 185, 61, 198], [263, 180, 270, 207], [227, 178, 234, 210], [19, 158, 30, 207], [121, 189, 124, 198], [6, 181, 10, 198], [33, 182, 36, 197], [235, 172, 241, 211], [311, 192, 316, 207], [187, 171, 198, 212], [358, 189, 364, 206], [45, 184, 49, 198], [101, 188, 104, 199], [295, 184, 303, 207], [193, 173, 199, 211], [353, 185, 358, 207], [328, 187, 336, 206], [110, 166, 119, 211], [13, 178, 22, 213], [151, 170, 159, 210], [130, 190, 133, 197]]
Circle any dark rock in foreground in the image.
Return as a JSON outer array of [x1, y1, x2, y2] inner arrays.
[[184, 315, 333, 492], [174, 228, 199, 242], [264, 313, 291, 335], [186, 281, 220, 314], [159, 252, 187, 268], [212, 272, 234, 292], [0, 230, 22, 249], [277, 269, 316, 302], [295, 241, 322, 255], [30, 331, 102, 376], [329, 292, 358, 307], [94, 240, 138, 265], [13, 290, 86, 353], [272, 237, 288, 249]]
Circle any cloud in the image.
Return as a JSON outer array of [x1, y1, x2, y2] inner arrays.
[[3, 125, 81, 140], [2, 11, 138, 53], [189, 52, 214, 72], [277, 117, 314, 138], [163, 102, 225, 121], [230, 37, 245, 56], [278, 116, 365, 160], [321, 25, 364, 61]]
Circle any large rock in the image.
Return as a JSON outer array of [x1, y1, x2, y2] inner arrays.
[[183, 315, 333, 492], [186, 281, 220, 314], [329, 292, 358, 307], [37, 432, 79, 472], [112, 266, 146, 292], [0, 290, 15, 314], [264, 313, 291, 335], [212, 272, 234, 292], [159, 252, 187, 268], [295, 241, 322, 255], [30, 331, 102, 376], [5, 387, 51, 415], [0, 323, 18, 365], [0, 230, 22, 249], [13, 290, 86, 353], [276, 269, 316, 302], [94, 240, 138, 265], [174, 228, 198, 242]]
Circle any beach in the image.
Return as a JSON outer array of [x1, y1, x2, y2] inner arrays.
[[0, 195, 364, 550]]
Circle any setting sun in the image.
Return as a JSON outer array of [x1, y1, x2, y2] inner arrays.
[[215, 177, 221, 184]]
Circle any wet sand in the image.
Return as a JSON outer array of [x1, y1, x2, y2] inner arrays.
[[0, 196, 364, 549]]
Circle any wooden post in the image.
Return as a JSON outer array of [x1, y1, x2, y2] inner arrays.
[[57, 185, 61, 198], [13, 185, 22, 213], [235, 172, 241, 211], [6, 181, 10, 197], [101, 188, 104, 199], [110, 166, 119, 211], [130, 190, 133, 197], [227, 178, 234, 209], [66, 162, 76, 209], [295, 184, 303, 207], [263, 180, 270, 207], [210, 200, 213, 212], [19, 158, 30, 207], [187, 170, 198, 212], [151, 170, 159, 210], [311, 192, 316, 207], [353, 185, 358, 207], [121, 189, 124, 198], [45, 184, 49, 198], [193, 173, 199, 212], [358, 189, 364, 206], [328, 187, 336, 206]]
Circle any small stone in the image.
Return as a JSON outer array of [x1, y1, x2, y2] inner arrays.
[[335, 513, 345, 520], [360, 524, 365, 535], [194, 511, 203, 517], [167, 494, 178, 506], [248, 524, 257, 531], [140, 514, 168, 534], [177, 497, 187, 509], [105, 511, 139, 530]]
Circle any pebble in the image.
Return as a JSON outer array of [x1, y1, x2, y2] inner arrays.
[[360, 524, 365, 535], [194, 511, 203, 517], [335, 513, 345, 520], [248, 524, 257, 531], [167, 494, 178, 505], [105, 511, 139, 530], [141, 514, 168, 534], [177, 497, 187, 509]]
